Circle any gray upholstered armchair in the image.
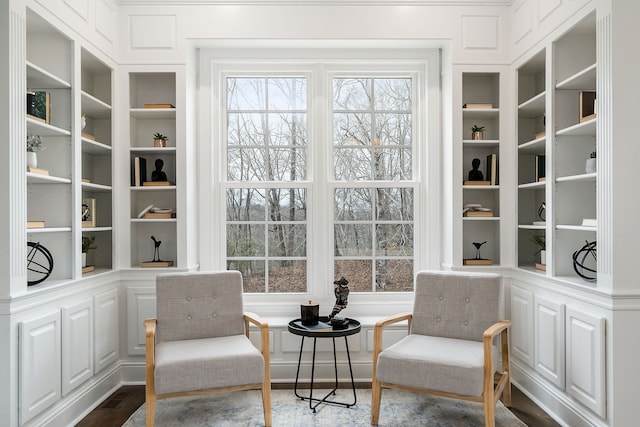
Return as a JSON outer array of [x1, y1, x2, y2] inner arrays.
[[144, 271, 272, 427], [371, 270, 511, 427]]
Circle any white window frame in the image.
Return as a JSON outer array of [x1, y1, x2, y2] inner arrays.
[[197, 45, 441, 317]]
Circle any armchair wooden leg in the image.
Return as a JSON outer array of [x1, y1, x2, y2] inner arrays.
[[262, 382, 272, 427], [483, 395, 495, 427], [503, 376, 512, 407], [371, 378, 382, 425], [145, 389, 156, 427]]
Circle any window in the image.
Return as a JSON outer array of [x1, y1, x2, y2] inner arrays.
[[209, 50, 435, 300]]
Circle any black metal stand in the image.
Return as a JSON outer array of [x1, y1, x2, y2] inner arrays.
[[288, 317, 360, 413]]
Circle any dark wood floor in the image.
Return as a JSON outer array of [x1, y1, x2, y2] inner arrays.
[[76, 384, 560, 426]]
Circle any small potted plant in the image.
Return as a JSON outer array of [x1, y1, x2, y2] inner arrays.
[[528, 232, 546, 266], [153, 132, 169, 148], [82, 235, 97, 267], [471, 125, 485, 140], [26, 133, 45, 168], [586, 151, 596, 173]]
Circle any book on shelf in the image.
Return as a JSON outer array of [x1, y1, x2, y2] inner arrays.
[[141, 261, 174, 267], [131, 156, 147, 186], [82, 198, 96, 228], [143, 212, 176, 219], [81, 178, 91, 183], [582, 218, 597, 227], [82, 265, 95, 274], [144, 103, 175, 108], [463, 180, 491, 186], [464, 210, 494, 217], [142, 181, 174, 186], [532, 221, 546, 226], [27, 221, 45, 228], [26, 167, 49, 176], [81, 132, 96, 141], [463, 103, 493, 109], [535, 131, 546, 140], [463, 259, 493, 266], [579, 91, 596, 122], [485, 153, 498, 185], [535, 155, 546, 182], [26, 91, 51, 123]]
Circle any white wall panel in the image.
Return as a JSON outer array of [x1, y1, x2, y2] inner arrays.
[[566, 307, 605, 417], [129, 15, 176, 49], [94, 288, 119, 372], [62, 299, 93, 396], [539, 0, 562, 22], [462, 15, 500, 49], [19, 311, 61, 424], [534, 295, 564, 388], [510, 285, 534, 367], [126, 286, 156, 355]]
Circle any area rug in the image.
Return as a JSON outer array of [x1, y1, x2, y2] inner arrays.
[[123, 389, 527, 426]]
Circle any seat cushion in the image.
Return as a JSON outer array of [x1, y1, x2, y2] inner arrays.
[[154, 334, 264, 395], [377, 334, 496, 397]]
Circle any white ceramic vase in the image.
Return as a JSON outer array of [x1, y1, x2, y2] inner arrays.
[[82, 252, 87, 267], [585, 158, 596, 173], [540, 250, 546, 265], [27, 151, 37, 169]]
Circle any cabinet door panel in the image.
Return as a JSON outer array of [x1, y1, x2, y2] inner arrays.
[[566, 307, 605, 417], [62, 299, 93, 396], [127, 286, 156, 355], [94, 288, 119, 372], [19, 311, 61, 424], [510, 285, 534, 367], [534, 296, 565, 388]]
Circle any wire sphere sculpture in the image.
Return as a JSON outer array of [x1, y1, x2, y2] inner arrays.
[[27, 241, 54, 286], [572, 240, 596, 282], [537, 202, 546, 222]]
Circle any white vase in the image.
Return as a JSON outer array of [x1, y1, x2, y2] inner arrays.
[[27, 151, 37, 169], [540, 250, 546, 265], [585, 158, 596, 173], [82, 252, 87, 267]]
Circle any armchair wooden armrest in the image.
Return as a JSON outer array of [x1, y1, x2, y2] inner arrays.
[[243, 312, 271, 381], [373, 312, 413, 360], [482, 320, 512, 407]]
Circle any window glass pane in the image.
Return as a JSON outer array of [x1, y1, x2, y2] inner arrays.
[[372, 147, 412, 181], [334, 259, 373, 292], [227, 148, 267, 181], [228, 260, 266, 293], [268, 188, 307, 221], [375, 188, 413, 221], [227, 188, 266, 221], [334, 147, 372, 181], [374, 78, 412, 111], [228, 77, 265, 110], [269, 260, 307, 292], [267, 78, 307, 110], [333, 112, 371, 146], [228, 113, 266, 146], [334, 224, 372, 256], [268, 224, 306, 257], [376, 224, 414, 256], [333, 78, 371, 110], [269, 148, 307, 181], [375, 259, 413, 292], [334, 188, 372, 221], [375, 113, 412, 146], [268, 113, 307, 146], [226, 224, 265, 257]]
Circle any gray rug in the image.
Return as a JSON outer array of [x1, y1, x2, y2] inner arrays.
[[123, 389, 527, 426]]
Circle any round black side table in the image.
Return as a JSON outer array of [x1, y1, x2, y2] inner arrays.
[[287, 316, 361, 412]]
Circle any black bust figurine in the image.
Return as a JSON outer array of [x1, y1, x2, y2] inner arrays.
[[328, 277, 350, 328], [151, 159, 168, 182], [468, 158, 484, 181]]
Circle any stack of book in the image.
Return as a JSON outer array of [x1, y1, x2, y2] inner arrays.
[[463, 204, 493, 217]]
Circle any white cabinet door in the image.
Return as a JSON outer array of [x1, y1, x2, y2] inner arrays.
[[127, 286, 156, 355], [62, 299, 93, 396], [566, 307, 606, 417], [534, 296, 565, 388], [510, 285, 534, 367], [19, 311, 61, 424], [94, 288, 119, 372]]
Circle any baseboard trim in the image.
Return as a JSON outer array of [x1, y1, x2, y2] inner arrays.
[[511, 361, 606, 427]]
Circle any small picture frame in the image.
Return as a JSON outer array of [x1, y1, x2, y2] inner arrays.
[[82, 198, 96, 228]]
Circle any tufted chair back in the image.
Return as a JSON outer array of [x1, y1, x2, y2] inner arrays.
[[410, 270, 502, 342], [155, 271, 245, 343]]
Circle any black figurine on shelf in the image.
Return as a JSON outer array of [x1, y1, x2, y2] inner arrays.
[[473, 241, 487, 260], [328, 277, 350, 328], [151, 235, 163, 262], [468, 158, 484, 181], [151, 159, 168, 182]]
